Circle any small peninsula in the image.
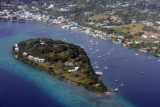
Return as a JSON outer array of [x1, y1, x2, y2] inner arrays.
[[12, 38, 107, 93]]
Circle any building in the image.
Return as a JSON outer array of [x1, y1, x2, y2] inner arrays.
[[28, 55, 34, 60], [154, 34, 160, 38], [39, 59, 45, 63], [15, 44, 18, 48], [23, 52, 28, 56], [142, 33, 153, 38], [15, 48, 19, 52], [131, 31, 138, 34], [33, 57, 39, 62]]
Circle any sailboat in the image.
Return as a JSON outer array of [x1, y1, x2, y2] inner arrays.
[[120, 83, 124, 87], [104, 66, 108, 70], [115, 79, 119, 82]]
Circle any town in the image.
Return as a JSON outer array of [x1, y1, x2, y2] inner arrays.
[[1, 0, 160, 56]]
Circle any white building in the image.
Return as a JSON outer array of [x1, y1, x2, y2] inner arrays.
[[15, 48, 19, 52], [39, 59, 45, 63], [23, 52, 28, 56], [33, 57, 39, 62], [15, 44, 18, 48], [28, 55, 34, 60]]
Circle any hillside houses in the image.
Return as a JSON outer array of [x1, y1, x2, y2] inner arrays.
[[142, 33, 160, 38]]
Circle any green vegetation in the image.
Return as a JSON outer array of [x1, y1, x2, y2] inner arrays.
[[12, 38, 107, 93], [89, 13, 109, 21], [113, 24, 144, 33]]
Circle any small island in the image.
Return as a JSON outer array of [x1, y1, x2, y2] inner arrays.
[[12, 38, 107, 93]]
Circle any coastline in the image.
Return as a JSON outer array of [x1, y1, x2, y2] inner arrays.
[[12, 38, 108, 93], [1, 19, 160, 58]]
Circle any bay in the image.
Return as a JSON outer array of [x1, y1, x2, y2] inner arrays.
[[0, 21, 160, 107]]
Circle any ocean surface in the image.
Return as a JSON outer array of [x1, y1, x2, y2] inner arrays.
[[0, 21, 160, 107]]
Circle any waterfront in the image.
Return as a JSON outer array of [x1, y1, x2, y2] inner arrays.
[[0, 21, 160, 107]]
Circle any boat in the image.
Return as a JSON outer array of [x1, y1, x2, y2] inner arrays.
[[120, 83, 124, 87], [93, 52, 95, 54], [158, 59, 160, 62], [104, 66, 108, 70], [98, 56, 101, 58], [96, 49, 99, 52], [95, 66, 99, 69], [94, 62, 97, 64], [108, 88, 119, 92], [135, 53, 139, 56], [149, 57, 151, 59], [115, 80, 119, 82], [95, 72, 103, 76]]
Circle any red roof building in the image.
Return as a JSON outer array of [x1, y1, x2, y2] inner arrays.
[[154, 34, 160, 37], [131, 31, 138, 34], [142, 32, 153, 38]]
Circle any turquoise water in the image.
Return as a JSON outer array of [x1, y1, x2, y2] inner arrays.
[[1, 21, 160, 107]]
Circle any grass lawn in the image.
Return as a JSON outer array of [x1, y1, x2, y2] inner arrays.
[[133, 36, 156, 42], [89, 13, 109, 21], [113, 24, 144, 33]]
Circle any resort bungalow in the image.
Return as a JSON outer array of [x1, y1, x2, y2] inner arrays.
[[28, 55, 34, 60], [15, 47, 19, 52], [33, 57, 39, 62], [23, 52, 28, 56], [39, 59, 45, 63], [15, 44, 18, 48]]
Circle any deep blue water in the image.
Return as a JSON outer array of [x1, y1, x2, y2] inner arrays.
[[0, 21, 160, 107]]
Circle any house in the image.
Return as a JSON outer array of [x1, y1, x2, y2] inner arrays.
[[131, 31, 138, 34], [140, 48, 150, 53], [33, 57, 39, 62], [154, 34, 160, 38], [28, 55, 34, 60], [48, 4, 54, 9], [39, 59, 45, 63], [23, 52, 28, 56], [142, 32, 153, 38], [15, 44, 18, 48], [15, 48, 19, 52]]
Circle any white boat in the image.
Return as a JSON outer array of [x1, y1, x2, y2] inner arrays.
[[94, 62, 97, 64], [104, 66, 108, 70], [115, 88, 119, 91], [158, 59, 160, 62], [95, 66, 99, 69], [120, 83, 124, 87], [115, 80, 119, 82], [149, 57, 151, 58], [95, 72, 103, 76], [98, 56, 101, 58], [135, 53, 139, 56], [93, 52, 95, 54], [96, 49, 99, 52]]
